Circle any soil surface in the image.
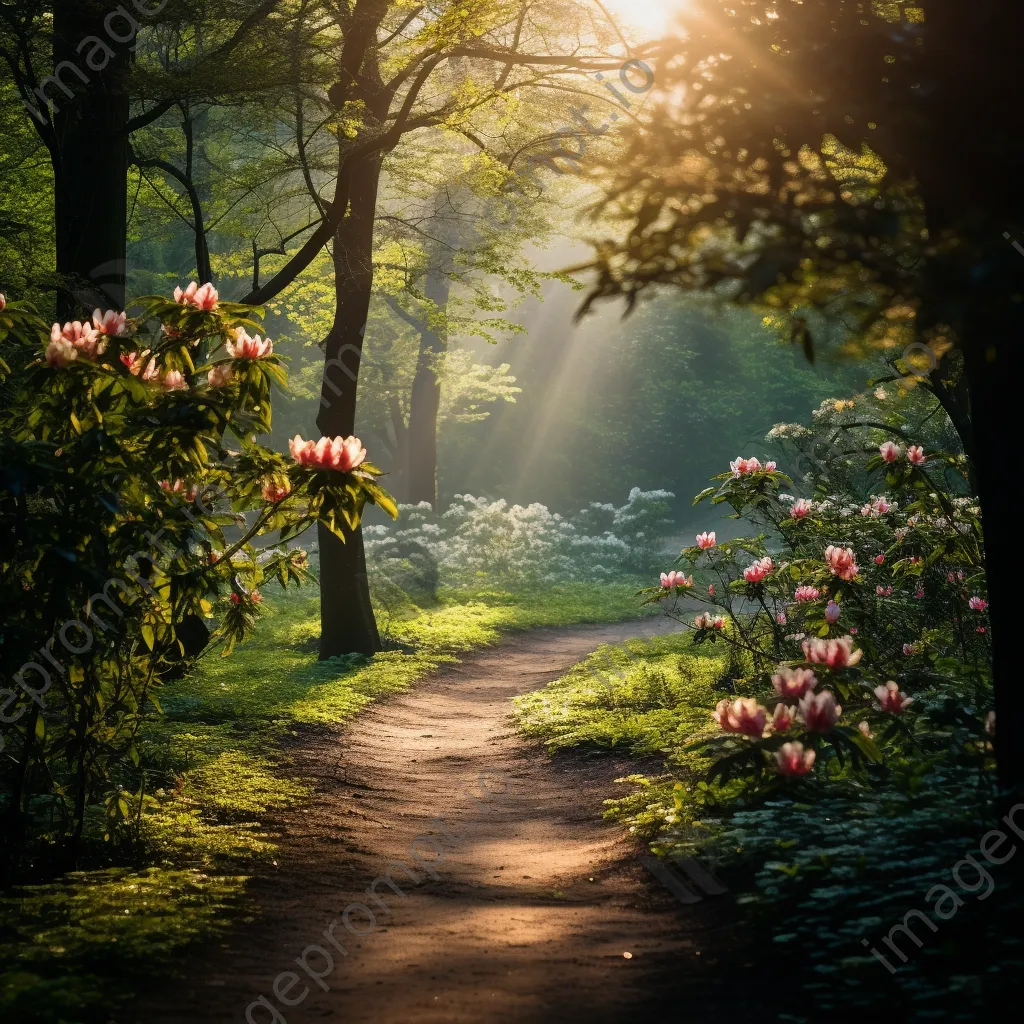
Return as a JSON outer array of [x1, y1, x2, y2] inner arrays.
[[136, 620, 759, 1024]]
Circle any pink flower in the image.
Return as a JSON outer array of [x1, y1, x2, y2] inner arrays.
[[798, 689, 842, 731], [92, 308, 127, 336], [771, 703, 794, 732], [772, 666, 818, 700], [660, 570, 693, 589], [45, 338, 78, 368], [986, 711, 996, 737], [207, 363, 235, 388], [874, 553, 885, 565], [174, 281, 219, 310], [873, 681, 914, 714], [729, 456, 763, 477], [159, 479, 198, 502], [860, 496, 892, 517], [227, 327, 273, 360], [230, 592, 241, 606], [121, 350, 159, 380], [802, 636, 862, 669], [907, 445, 926, 465], [824, 545, 859, 581], [968, 596, 988, 612], [696, 531, 716, 549], [743, 556, 774, 583], [977, 626, 987, 634], [775, 741, 816, 777], [776, 611, 787, 625], [51, 320, 106, 360], [790, 498, 813, 519], [161, 370, 188, 391], [261, 477, 292, 503], [794, 585, 820, 602], [708, 584, 715, 596], [252, 589, 263, 604], [0, 293, 5, 311], [915, 587, 925, 599], [765, 461, 777, 472], [825, 600, 841, 624], [849, 627, 858, 634], [694, 612, 725, 630], [289, 434, 367, 473], [902, 642, 919, 656], [858, 720, 874, 739], [875, 585, 893, 596], [894, 527, 909, 542], [879, 441, 901, 463], [713, 697, 768, 736]]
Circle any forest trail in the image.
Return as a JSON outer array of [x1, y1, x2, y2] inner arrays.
[[141, 619, 743, 1024]]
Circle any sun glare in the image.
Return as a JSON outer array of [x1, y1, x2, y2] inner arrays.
[[598, 0, 686, 40]]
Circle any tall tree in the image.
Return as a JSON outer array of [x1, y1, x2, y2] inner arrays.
[[583, 0, 1024, 790]]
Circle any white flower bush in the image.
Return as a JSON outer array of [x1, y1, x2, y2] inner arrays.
[[364, 487, 675, 589]]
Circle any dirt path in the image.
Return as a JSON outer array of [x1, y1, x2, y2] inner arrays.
[[141, 620, 745, 1024]]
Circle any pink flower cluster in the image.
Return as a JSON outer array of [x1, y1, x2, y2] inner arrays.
[[798, 689, 842, 731], [873, 681, 913, 714], [696, 531, 716, 549], [860, 495, 892, 517], [208, 364, 234, 388], [790, 498, 813, 519], [120, 350, 159, 381], [794, 585, 820, 602], [968, 596, 988, 612], [227, 327, 273, 360], [824, 545, 859, 580], [694, 612, 725, 630], [880, 441, 926, 465], [46, 320, 107, 367], [776, 741, 815, 776], [772, 666, 818, 700], [713, 697, 768, 736], [802, 635, 862, 669], [743, 556, 774, 583], [729, 456, 776, 477], [289, 434, 367, 473], [159, 479, 198, 502], [174, 281, 219, 310], [660, 571, 693, 589]]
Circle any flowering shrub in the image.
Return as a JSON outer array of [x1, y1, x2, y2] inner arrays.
[[363, 487, 675, 590], [646, 389, 991, 791], [0, 289, 394, 875]]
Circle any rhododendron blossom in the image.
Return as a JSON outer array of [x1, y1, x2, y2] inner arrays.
[[207, 363, 234, 388], [825, 600, 841, 624], [159, 479, 197, 501], [798, 689, 842, 731], [121, 350, 159, 380], [174, 281, 219, 310], [873, 681, 914, 714], [765, 461, 777, 472], [713, 697, 768, 736], [771, 703, 794, 732], [879, 441, 901, 462], [858, 720, 874, 739], [51, 320, 106, 360], [696, 531, 716, 549], [694, 612, 725, 630], [793, 585, 820, 602], [874, 553, 885, 565], [790, 498, 813, 519], [45, 338, 77, 368], [802, 636, 862, 669], [261, 477, 292, 503], [776, 611, 787, 625], [0, 293, 5, 311], [92, 309, 126, 336], [660, 571, 693, 589], [903, 642, 920, 656], [730, 456, 763, 477], [775, 741, 815, 777], [743, 556, 774, 583], [875, 585, 893, 596], [968, 596, 988, 612], [161, 370, 187, 391], [772, 666, 818, 700], [824, 545, 859, 580], [907, 445, 926, 465], [227, 327, 273, 360], [289, 434, 367, 473]]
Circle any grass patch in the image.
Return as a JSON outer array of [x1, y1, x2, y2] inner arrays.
[[1, 579, 643, 1021]]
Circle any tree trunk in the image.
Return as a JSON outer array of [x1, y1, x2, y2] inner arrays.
[[315, 154, 384, 658], [404, 267, 452, 509], [51, 3, 130, 318]]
